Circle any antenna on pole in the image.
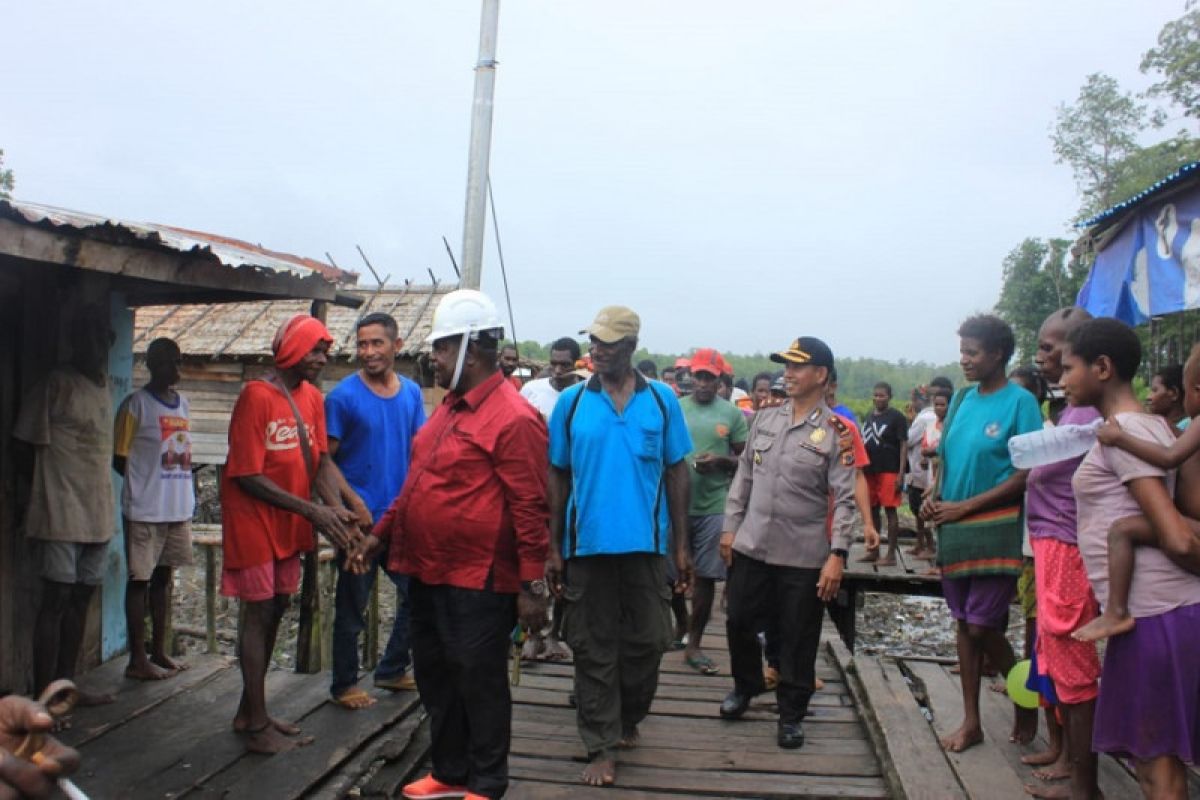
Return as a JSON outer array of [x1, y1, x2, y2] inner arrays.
[[459, 0, 500, 290]]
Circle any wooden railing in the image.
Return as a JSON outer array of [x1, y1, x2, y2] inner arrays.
[[190, 523, 384, 672]]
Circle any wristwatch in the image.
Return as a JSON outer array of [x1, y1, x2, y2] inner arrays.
[[830, 548, 849, 563], [522, 579, 549, 597]]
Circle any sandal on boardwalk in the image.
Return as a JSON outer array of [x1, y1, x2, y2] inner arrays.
[[331, 688, 377, 709], [685, 653, 719, 675]]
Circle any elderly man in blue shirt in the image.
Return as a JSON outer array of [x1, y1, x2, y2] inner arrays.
[[545, 306, 693, 789]]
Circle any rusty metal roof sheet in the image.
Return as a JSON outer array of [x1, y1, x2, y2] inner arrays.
[[1, 199, 356, 284]]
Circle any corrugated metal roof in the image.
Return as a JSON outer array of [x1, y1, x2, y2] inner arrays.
[[1077, 161, 1200, 229], [133, 283, 455, 358], [1, 199, 357, 284]]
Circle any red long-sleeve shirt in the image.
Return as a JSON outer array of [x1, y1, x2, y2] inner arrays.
[[373, 370, 549, 593]]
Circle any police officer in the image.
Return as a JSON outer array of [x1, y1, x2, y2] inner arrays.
[[717, 336, 856, 750]]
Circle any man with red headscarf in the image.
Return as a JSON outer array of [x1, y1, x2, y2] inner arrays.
[[221, 313, 366, 754]]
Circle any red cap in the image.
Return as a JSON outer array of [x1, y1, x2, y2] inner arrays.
[[689, 348, 724, 377]]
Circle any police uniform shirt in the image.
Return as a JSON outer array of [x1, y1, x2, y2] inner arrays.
[[723, 401, 856, 569]]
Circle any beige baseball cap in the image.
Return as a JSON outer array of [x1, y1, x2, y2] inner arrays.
[[580, 306, 640, 344]]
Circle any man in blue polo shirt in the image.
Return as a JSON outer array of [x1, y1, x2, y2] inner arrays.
[[326, 312, 426, 709], [546, 305, 694, 789]]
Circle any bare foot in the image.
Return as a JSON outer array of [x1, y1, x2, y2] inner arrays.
[[1072, 611, 1135, 642], [989, 679, 1007, 693], [876, 555, 897, 567], [1023, 782, 1072, 798], [521, 635, 545, 662], [618, 725, 640, 749], [922, 566, 941, 576], [1021, 747, 1062, 767], [581, 755, 616, 787], [1010, 707, 1038, 745], [241, 722, 313, 754], [814, 677, 825, 691], [233, 715, 303, 735], [125, 660, 175, 681], [857, 549, 879, 563], [75, 689, 115, 706], [151, 654, 189, 672], [940, 723, 984, 752], [1031, 763, 1070, 782]]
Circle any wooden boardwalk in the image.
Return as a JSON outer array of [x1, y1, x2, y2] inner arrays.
[[59, 603, 1197, 799], [62, 655, 429, 799], [505, 619, 887, 799]]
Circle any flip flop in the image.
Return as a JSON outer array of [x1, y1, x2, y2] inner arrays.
[[669, 639, 687, 651], [331, 688, 377, 709], [685, 654, 719, 675]]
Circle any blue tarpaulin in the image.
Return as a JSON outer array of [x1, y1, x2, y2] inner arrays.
[[1077, 170, 1200, 324]]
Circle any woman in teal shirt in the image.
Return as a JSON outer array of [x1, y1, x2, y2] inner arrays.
[[923, 315, 1043, 753]]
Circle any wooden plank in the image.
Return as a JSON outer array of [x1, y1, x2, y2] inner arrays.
[[509, 736, 880, 777], [306, 709, 424, 800], [513, 676, 848, 707], [836, 648, 963, 799], [906, 660, 1031, 800], [513, 687, 858, 722], [507, 755, 888, 798], [359, 714, 431, 798], [71, 667, 249, 797], [510, 717, 874, 756], [506, 779, 676, 799], [974, 663, 1145, 799], [61, 654, 233, 747], [118, 669, 324, 799], [208, 690, 423, 800]]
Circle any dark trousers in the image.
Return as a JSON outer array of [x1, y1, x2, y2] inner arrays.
[[409, 578, 516, 800], [331, 551, 411, 697], [726, 553, 824, 724], [560, 553, 673, 756]]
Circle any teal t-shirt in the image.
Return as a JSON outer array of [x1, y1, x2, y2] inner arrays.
[[940, 383, 1043, 503], [680, 395, 749, 516]]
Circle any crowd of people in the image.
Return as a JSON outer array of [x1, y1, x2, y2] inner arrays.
[[4, 290, 1199, 800]]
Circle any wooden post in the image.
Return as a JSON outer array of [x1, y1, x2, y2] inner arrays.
[[205, 545, 217, 654]]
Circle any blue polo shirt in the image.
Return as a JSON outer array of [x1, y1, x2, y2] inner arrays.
[[549, 374, 692, 558]]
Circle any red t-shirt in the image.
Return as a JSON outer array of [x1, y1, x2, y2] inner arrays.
[[827, 413, 869, 539], [374, 370, 549, 594], [221, 380, 328, 568]]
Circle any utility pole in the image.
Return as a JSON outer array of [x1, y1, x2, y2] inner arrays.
[[459, 0, 500, 290]]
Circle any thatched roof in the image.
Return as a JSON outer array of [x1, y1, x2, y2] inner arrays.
[[133, 283, 455, 359]]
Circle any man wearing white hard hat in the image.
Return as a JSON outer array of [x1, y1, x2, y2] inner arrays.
[[355, 289, 551, 800]]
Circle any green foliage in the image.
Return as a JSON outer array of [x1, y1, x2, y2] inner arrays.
[[994, 238, 1089, 364], [1051, 73, 1149, 218], [1106, 134, 1200, 208], [0, 149, 12, 201], [1141, 4, 1200, 124]]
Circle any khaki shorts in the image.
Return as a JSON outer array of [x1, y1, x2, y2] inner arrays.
[[124, 520, 194, 581], [39, 541, 109, 585]]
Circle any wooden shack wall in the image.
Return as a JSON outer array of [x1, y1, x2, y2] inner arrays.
[[0, 260, 118, 693]]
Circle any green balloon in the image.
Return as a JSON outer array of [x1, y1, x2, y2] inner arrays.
[[1006, 659, 1040, 709]]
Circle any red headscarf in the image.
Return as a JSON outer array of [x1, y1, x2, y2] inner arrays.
[[272, 314, 333, 369]]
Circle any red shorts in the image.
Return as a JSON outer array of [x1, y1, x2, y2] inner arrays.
[[220, 555, 302, 602], [1032, 537, 1101, 704], [865, 472, 901, 508]]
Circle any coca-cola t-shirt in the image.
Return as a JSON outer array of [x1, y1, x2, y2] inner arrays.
[[221, 380, 327, 569]]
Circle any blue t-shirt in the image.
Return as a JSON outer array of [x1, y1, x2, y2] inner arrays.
[[940, 383, 1043, 503], [325, 373, 426, 521], [548, 375, 692, 558], [830, 403, 858, 428]]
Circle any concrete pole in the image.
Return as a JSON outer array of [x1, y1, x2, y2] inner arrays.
[[459, 0, 500, 290]]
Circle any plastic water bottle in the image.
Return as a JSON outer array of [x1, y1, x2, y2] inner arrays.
[[1008, 419, 1103, 469]]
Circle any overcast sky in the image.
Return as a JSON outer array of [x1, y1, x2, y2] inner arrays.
[[3, 1, 1188, 363]]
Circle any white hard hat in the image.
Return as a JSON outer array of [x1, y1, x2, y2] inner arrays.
[[426, 289, 505, 344]]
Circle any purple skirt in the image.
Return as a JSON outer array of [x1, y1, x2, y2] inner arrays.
[[1094, 602, 1200, 764]]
